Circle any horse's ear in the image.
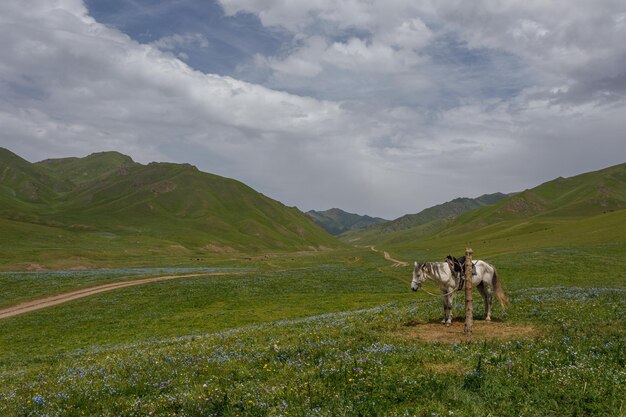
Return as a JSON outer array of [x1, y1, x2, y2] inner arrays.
[[414, 261, 418, 267]]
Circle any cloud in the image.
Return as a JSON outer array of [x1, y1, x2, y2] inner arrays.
[[378, 17, 433, 49], [151, 32, 210, 51], [1, 0, 625, 219], [259, 35, 423, 79], [223, 0, 626, 107], [426, 1, 626, 106], [0, 1, 343, 139]]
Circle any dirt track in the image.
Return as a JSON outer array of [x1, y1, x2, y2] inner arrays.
[[0, 272, 237, 320], [370, 246, 409, 267], [2, 246, 410, 320]]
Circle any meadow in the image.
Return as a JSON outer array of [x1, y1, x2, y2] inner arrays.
[[0, 244, 624, 416]]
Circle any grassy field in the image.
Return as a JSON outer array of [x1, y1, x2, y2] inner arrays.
[[0, 242, 624, 416], [2, 143, 624, 416]]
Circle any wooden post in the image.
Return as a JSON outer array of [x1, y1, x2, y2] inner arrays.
[[464, 247, 473, 334]]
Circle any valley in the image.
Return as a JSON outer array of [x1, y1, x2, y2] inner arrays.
[[0, 150, 624, 416]]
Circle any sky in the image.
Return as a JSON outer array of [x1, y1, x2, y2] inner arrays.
[[1, 0, 625, 219]]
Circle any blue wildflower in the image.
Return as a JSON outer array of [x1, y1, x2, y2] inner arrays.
[[32, 395, 46, 406]]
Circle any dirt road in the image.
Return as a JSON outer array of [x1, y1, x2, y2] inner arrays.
[[0, 272, 237, 320], [370, 246, 409, 267], [0, 247, 410, 320]]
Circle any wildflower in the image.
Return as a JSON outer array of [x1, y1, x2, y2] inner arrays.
[[348, 378, 354, 382], [32, 395, 46, 406]]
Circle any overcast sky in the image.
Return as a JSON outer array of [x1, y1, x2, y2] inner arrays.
[[1, 0, 625, 219]]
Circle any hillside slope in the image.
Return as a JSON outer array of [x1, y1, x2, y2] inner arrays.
[[342, 192, 509, 244], [355, 162, 626, 258], [0, 148, 340, 268], [450, 162, 626, 231], [380, 193, 509, 233]]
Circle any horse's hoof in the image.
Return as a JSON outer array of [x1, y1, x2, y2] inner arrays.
[[485, 317, 491, 322], [445, 322, 451, 327]]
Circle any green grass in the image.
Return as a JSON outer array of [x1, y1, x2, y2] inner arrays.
[[1, 154, 624, 415], [0, 284, 623, 416], [0, 267, 246, 309], [0, 244, 624, 416], [0, 250, 410, 365], [375, 209, 626, 263]]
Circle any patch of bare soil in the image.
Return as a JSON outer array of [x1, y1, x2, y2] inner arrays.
[[202, 243, 236, 253], [398, 318, 538, 344], [26, 263, 48, 271]]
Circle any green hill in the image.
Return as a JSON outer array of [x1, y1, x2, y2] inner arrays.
[[341, 192, 509, 244], [487, 163, 624, 218], [306, 208, 388, 235], [0, 148, 71, 207], [379, 192, 509, 232], [35, 151, 137, 186], [0, 148, 340, 269], [352, 162, 626, 260]]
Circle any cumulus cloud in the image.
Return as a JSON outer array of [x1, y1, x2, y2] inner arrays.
[[151, 32, 210, 51], [224, 0, 626, 106], [424, 1, 626, 105], [0, 1, 342, 147], [1, 0, 625, 218]]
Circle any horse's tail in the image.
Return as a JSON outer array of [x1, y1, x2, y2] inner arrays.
[[492, 267, 509, 307]]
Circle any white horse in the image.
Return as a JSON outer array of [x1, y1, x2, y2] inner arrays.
[[411, 257, 508, 325]]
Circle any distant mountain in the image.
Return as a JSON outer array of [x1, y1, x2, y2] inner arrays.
[[448, 162, 626, 230], [0, 148, 340, 267], [379, 193, 510, 233], [340, 192, 509, 244], [306, 208, 388, 235], [345, 162, 626, 249]]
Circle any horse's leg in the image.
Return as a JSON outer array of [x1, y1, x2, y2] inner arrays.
[[477, 282, 492, 321], [442, 292, 453, 326], [449, 293, 455, 325]]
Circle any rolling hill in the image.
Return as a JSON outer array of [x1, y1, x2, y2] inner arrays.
[[341, 192, 510, 243], [377, 192, 509, 233], [0, 148, 340, 269], [306, 208, 388, 235], [347, 162, 626, 260]]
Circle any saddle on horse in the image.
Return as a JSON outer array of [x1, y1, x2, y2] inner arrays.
[[445, 255, 477, 291]]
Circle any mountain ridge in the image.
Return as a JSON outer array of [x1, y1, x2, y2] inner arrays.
[[340, 192, 511, 243], [306, 208, 388, 235], [345, 161, 626, 249], [0, 148, 341, 268]]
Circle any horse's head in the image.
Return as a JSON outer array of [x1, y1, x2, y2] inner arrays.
[[411, 262, 427, 291]]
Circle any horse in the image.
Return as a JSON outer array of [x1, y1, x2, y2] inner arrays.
[[411, 256, 508, 325]]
